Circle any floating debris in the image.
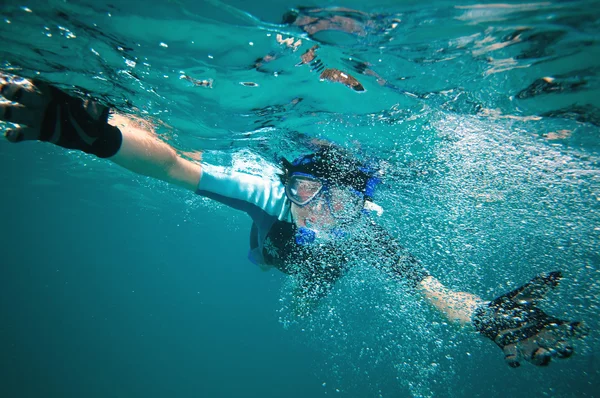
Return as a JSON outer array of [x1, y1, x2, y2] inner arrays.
[[180, 74, 213, 88], [276, 34, 302, 51], [320, 68, 365, 92], [298, 45, 319, 65]]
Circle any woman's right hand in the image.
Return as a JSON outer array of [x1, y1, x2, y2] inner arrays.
[[0, 75, 51, 142], [0, 74, 120, 158]]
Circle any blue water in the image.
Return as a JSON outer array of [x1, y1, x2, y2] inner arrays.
[[1, 0, 599, 397]]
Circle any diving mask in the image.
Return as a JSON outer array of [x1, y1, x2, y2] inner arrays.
[[285, 172, 324, 206], [286, 172, 381, 220]]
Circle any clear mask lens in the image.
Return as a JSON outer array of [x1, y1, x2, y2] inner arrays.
[[326, 186, 364, 221], [286, 174, 324, 206]]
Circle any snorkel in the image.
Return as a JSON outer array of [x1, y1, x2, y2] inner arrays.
[[281, 147, 383, 245]]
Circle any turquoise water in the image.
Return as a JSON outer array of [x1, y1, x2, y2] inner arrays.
[[1, 0, 599, 397]]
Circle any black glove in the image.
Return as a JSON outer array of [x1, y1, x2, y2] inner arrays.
[[472, 271, 587, 367], [0, 75, 121, 158]]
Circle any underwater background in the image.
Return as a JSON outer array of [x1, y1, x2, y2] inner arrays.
[[1, 0, 599, 397]]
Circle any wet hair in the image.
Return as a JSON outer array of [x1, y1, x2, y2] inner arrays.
[[280, 146, 378, 200]]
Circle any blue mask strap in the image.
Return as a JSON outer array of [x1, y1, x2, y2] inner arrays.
[[364, 176, 380, 200]]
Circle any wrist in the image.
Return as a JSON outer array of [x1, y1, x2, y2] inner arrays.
[[89, 123, 122, 158]]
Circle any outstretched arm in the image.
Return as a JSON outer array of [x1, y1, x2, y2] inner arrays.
[[419, 272, 585, 367], [369, 222, 587, 367], [368, 222, 481, 323], [417, 275, 483, 325], [0, 75, 201, 191], [109, 113, 200, 191]]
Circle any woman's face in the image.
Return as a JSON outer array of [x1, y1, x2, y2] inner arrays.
[[290, 185, 363, 231], [291, 194, 336, 230]]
